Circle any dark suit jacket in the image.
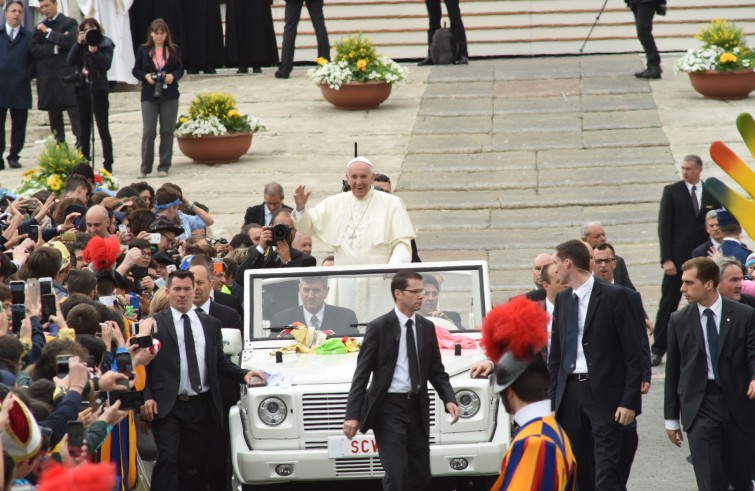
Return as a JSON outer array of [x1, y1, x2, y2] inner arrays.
[[30, 14, 78, 109], [691, 239, 714, 259], [271, 304, 359, 335], [144, 309, 249, 426], [664, 299, 755, 432], [658, 181, 720, 268], [206, 301, 243, 408], [131, 44, 184, 102], [613, 255, 635, 290], [208, 300, 242, 330], [548, 278, 643, 416], [213, 290, 243, 318], [243, 202, 292, 226], [0, 25, 36, 110], [622, 287, 652, 384], [345, 310, 457, 434]]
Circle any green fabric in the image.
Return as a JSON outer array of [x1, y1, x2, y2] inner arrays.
[[315, 339, 347, 355]]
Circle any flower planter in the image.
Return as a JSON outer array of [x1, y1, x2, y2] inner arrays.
[[176, 132, 253, 164], [688, 70, 755, 100], [319, 81, 392, 110]]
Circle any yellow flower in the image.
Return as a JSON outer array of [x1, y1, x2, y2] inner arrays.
[[47, 174, 63, 192], [356, 59, 367, 72], [315, 57, 328, 65], [720, 52, 738, 63], [228, 109, 240, 118], [179, 116, 189, 123], [21, 169, 35, 177], [99, 168, 112, 178]]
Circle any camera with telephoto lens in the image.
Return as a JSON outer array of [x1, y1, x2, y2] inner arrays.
[[83, 28, 103, 47], [270, 224, 291, 245], [63, 71, 85, 88], [152, 72, 166, 99]]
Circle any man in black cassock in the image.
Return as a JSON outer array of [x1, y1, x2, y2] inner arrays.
[[225, 0, 279, 74], [180, 0, 224, 74], [128, 0, 184, 54]]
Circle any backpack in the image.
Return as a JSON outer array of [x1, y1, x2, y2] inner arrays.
[[429, 23, 458, 65]]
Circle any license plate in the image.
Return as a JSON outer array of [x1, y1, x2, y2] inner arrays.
[[327, 435, 379, 458]]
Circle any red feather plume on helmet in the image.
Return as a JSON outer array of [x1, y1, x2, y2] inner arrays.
[[480, 295, 550, 363], [82, 235, 121, 272], [37, 462, 116, 491]]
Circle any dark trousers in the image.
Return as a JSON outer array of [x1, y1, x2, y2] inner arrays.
[[77, 94, 114, 171], [0, 107, 28, 164], [425, 0, 468, 57], [151, 394, 211, 491], [652, 271, 682, 356], [687, 388, 754, 491], [278, 0, 329, 76], [631, 2, 660, 68], [373, 395, 431, 491], [558, 379, 624, 491], [618, 421, 638, 490], [48, 105, 81, 145]]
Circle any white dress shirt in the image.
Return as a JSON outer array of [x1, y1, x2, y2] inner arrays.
[[264, 204, 274, 226], [196, 298, 212, 315], [572, 275, 595, 374], [5, 24, 18, 41], [665, 294, 722, 431], [513, 400, 552, 428], [388, 307, 419, 393], [171, 307, 209, 395], [304, 305, 325, 329], [684, 180, 702, 212]]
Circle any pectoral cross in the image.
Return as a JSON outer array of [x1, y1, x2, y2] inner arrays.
[[347, 232, 358, 246]]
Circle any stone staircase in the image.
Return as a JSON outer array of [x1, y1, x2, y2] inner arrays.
[[267, 0, 755, 61]]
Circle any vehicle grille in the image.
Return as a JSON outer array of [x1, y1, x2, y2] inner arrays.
[[304, 440, 327, 449], [335, 457, 384, 476], [301, 390, 438, 435]]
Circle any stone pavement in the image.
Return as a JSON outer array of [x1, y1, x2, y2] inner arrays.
[[4, 54, 755, 489]]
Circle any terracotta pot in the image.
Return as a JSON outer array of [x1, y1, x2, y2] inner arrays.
[[687, 70, 755, 100], [176, 132, 253, 164], [319, 81, 392, 110]]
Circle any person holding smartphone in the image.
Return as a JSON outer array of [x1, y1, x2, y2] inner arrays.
[[131, 18, 183, 179]]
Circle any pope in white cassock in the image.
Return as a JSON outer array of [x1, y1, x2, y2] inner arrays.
[[293, 157, 416, 265], [76, 0, 137, 84]]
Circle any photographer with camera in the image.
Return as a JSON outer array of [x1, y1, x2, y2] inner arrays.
[[131, 18, 183, 179], [66, 17, 114, 173], [238, 209, 316, 271]]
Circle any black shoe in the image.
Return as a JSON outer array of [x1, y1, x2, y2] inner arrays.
[[417, 57, 433, 66], [8, 159, 21, 169], [455, 55, 469, 65], [252, 66, 262, 74], [237, 66, 249, 74], [635, 67, 662, 79], [204, 68, 217, 74], [650, 354, 662, 367], [274, 71, 289, 79]]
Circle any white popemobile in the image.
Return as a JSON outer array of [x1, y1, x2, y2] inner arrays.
[[225, 261, 509, 489]]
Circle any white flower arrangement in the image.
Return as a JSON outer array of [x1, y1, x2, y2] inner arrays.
[[175, 116, 227, 137], [675, 46, 755, 73], [175, 93, 269, 138]]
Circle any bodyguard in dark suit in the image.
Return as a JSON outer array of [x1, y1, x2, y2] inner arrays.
[[142, 270, 265, 491], [691, 209, 722, 258], [271, 276, 358, 334], [653, 155, 721, 366], [243, 183, 292, 226], [29, 0, 80, 145], [344, 270, 459, 491], [274, 0, 329, 79], [548, 240, 643, 491], [0, 1, 35, 170], [664, 258, 755, 491], [213, 289, 243, 318], [581, 222, 636, 290]]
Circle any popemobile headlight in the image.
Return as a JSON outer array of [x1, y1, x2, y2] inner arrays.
[[259, 397, 287, 426], [455, 390, 481, 418]]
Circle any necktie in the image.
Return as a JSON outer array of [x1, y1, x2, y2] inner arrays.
[[703, 308, 720, 384], [561, 293, 580, 374], [405, 319, 420, 393], [691, 185, 700, 216], [181, 314, 203, 394], [8, 28, 14, 42], [310, 315, 320, 329], [195, 307, 204, 315]]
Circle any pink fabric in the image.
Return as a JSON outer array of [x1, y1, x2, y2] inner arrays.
[[434, 326, 478, 349], [743, 279, 755, 296]]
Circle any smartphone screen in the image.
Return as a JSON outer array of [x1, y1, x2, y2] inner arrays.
[[115, 352, 134, 383], [40, 294, 56, 324], [28, 225, 38, 242], [67, 421, 85, 449], [56, 354, 71, 378], [129, 335, 153, 349], [10, 281, 24, 305], [39, 277, 53, 296], [108, 390, 144, 410]]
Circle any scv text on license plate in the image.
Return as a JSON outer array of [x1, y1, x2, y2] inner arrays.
[[327, 435, 379, 458]]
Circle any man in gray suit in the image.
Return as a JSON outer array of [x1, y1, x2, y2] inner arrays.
[[664, 257, 755, 491], [271, 275, 358, 335]]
